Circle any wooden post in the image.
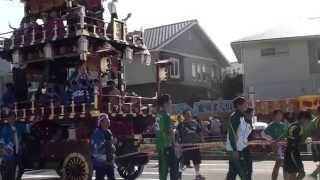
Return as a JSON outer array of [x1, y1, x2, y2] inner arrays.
[[41, 29, 46, 43], [31, 27, 36, 45], [80, 103, 86, 118], [59, 105, 65, 119], [20, 34, 25, 47], [49, 99, 55, 120], [41, 107, 45, 116], [156, 65, 160, 95], [103, 24, 107, 38], [93, 25, 98, 37], [30, 98, 35, 121], [138, 97, 142, 115], [22, 109, 26, 120], [52, 22, 58, 41], [118, 96, 123, 115], [148, 104, 153, 115], [80, 6, 85, 29], [10, 34, 15, 49], [90, 87, 99, 117], [69, 99, 75, 119], [14, 103, 18, 120], [108, 102, 112, 114], [64, 25, 69, 38]]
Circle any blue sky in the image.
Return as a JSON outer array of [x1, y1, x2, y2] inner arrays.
[[2, 0, 320, 62]]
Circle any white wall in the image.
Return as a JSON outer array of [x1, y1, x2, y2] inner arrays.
[[242, 40, 312, 100]]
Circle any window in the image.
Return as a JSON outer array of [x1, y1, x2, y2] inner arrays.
[[202, 64, 207, 81], [197, 64, 201, 80], [261, 47, 289, 57], [192, 63, 197, 78], [261, 48, 275, 56], [170, 58, 180, 79]]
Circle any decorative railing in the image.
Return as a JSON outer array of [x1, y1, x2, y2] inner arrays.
[[100, 95, 157, 117], [0, 6, 144, 51], [0, 93, 156, 123]]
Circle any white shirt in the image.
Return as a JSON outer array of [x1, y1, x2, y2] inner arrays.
[[107, 2, 117, 14], [226, 117, 252, 151]]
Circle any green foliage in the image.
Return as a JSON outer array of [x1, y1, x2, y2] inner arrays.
[[209, 77, 223, 99]]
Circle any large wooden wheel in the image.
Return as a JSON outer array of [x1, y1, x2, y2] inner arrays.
[[62, 152, 92, 180]]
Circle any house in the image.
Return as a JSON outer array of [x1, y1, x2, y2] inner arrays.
[[232, 18, 320, 100], [125, 20, 229, 103], [222, 62, 244, 78]]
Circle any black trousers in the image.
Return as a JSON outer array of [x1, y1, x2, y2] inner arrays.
[[1, 160, 17, 180], [95, 164, 115, 180], [226, 147, 252, 180]]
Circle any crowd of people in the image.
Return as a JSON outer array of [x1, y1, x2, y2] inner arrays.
[[1, 89, 320, 180], [155, 95, 320, 180]]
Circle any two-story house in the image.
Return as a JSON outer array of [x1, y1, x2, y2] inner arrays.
[[232, 18, 320, 100], [125, 20, 229, 103]]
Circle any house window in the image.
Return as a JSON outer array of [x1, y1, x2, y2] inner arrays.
[[202, 64, 207, 81], [170, 58, 180, 79], [197, 64, 202, 81], [192, 63, 197, 78], [261, 47, 289, 57], [211, 67, 215, 79], [261, 48, 276, 56]]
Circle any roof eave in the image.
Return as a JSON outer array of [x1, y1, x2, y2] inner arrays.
[[231, 35, 320, 63]]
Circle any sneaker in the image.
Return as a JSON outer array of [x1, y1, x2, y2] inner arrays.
[[195, 175, 205, 180]]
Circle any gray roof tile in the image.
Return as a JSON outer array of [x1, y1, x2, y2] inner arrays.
[[144, 20, 197, 49]]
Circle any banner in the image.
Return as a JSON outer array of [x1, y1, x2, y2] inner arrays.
[[298, 95, 320, 110], [171, 103, 192, 114], [193, 100, 233, 115]]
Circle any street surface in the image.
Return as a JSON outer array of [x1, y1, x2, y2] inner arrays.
[[21, 160, 319, 180]]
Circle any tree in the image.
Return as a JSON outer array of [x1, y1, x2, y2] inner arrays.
[[209, 77, 223, 99], [223, 74, 243, 100]]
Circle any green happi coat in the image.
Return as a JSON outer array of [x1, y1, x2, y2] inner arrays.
[[155, 111, 180, 180]]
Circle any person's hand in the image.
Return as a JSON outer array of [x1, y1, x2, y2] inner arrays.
[[233, 151, 239, 160]]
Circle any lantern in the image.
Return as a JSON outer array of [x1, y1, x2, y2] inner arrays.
[[78, 36, 88, 53]]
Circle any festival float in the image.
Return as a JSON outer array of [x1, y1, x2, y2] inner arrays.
[[0, 0, 156, 179]]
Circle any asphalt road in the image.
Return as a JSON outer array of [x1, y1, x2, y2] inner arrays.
[[21, 160, 320, 180]]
